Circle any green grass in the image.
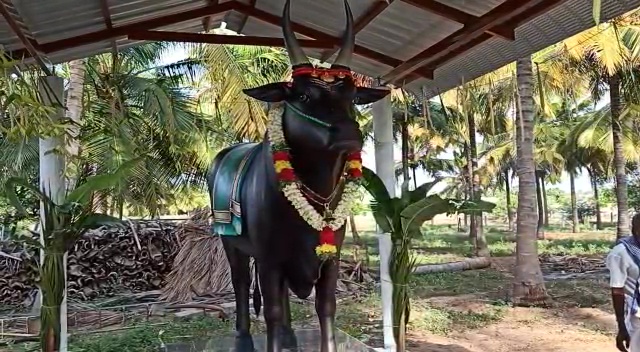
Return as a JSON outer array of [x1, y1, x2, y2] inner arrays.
[[4, 316, 232, 352], [344, 224, 614, 264], [409, 303, 507, 335], [2, 223, 617, 351]]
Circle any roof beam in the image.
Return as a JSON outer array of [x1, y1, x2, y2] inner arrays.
[[319, 0, 392, 62], [98, 0, 118, 57], [400, 0, 515, 40], [202, 0, 220, 32], [383, 0, 561, 85], [237, 0, 257, 34], [232, 1, 433, 80], [128, 30, 336, 48], [0, 0, 52, 74], [10, 1, 235, 59]]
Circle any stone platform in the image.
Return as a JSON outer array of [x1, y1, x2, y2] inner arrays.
[[160, 328, 375, 352]]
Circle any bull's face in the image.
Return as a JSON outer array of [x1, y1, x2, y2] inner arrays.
[[243, 0, 390, 154]]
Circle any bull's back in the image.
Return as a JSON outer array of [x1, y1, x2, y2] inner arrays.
[[207, 143, 261, 237]]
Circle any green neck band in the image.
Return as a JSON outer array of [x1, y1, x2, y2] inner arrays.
[[285, 102, 332, 128]]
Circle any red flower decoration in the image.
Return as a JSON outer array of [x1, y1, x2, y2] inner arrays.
[[273, 151, 290, 161], [278, 168, 296, 181], [347, 168, 362, 178], [347, 152, 362, 162], [319, 226, 335, 245]]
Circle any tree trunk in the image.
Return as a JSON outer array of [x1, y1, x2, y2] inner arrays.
[[467, 112, 489, 257], [541, 175, 549, 226], [535, 173, 545, 239], [569, 171, 578, 233], [504, 169, 514, 232], [589, 169, 603, 230], [413, 257, 491, 274], [512, 56, 548, 306], [610, 74, 630, 240], [400, 119, 410, 187], [65, 59, 86, 189], [349, 214, 361, 245], [412, 167, 418, 190]]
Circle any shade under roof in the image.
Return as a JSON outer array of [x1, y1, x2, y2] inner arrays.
[[1, 0, 639, 98]]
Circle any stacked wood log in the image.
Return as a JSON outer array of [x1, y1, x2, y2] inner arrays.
[[66, 220, 180, 300], [0, 240, 37, 307], [0, 220, 181, 306]]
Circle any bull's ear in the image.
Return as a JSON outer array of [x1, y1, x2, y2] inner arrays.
[[243, 82, 290, 102], [354, 87, 391, 105]]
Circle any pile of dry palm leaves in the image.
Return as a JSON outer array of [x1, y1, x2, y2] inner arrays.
[[162, 208, 376, 302]]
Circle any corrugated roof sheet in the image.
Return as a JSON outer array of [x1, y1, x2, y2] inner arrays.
[[0, 0, 639, 98]]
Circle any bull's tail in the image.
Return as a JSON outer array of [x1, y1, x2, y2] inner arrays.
[[252, 260, 262, 317]]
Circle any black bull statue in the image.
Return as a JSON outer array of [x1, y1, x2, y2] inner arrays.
[[206, 1, 389, 351]]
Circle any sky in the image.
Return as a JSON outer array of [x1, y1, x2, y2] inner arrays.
[[159, 25, 608, 197]]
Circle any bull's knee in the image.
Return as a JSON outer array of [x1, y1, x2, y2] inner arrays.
[[264, 303, 284, 322], [315, 298, 336, 318]]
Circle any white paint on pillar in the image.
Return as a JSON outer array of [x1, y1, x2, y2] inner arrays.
[[372, 92, 396, 352], [38, 76, 68, 351]]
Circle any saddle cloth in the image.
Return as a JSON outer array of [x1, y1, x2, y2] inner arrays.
[[211, 142, 260, 236]]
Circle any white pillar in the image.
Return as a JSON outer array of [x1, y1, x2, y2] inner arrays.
[[38, 76, 68, 351], [372, 92, 396, 352]]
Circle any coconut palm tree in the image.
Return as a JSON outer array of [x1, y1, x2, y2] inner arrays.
[[547, 17, 640, 238], [512, 55, 548, 305]]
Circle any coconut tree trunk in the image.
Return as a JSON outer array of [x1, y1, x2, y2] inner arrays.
[[535, 172, 545, 239], [610, 73, 630, 240], [65, 59, 86, 189], [541, 175, 549, 226], [569, 171, 578, 233], [589, 169, 603, 230], [466, 112, 489, 257], [504, 169, 514, 232], [400, 119, 410, 186], [512, 56, 548, 306]]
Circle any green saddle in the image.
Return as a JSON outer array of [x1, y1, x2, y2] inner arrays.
[[211, 143, 260, 236]]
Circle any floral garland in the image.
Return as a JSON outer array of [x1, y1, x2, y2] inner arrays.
[[268, 104, 362, 259]]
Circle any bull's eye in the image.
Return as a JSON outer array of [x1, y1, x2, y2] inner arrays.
[[298, 94, 310, 103]]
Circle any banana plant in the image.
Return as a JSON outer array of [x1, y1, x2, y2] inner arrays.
[[4, 158, 140, 352], [361, 166, 495, 352]]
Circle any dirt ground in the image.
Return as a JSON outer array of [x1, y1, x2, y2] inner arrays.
[[406, 256, 618, 352], [407, 307, 616, 352]]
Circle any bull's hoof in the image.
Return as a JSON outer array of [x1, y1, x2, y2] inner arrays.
[[280, 326, 298, 350], [235, 331, 255, 352]]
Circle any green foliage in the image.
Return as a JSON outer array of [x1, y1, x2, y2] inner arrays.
[[361, 167, 495, 350], [4, 160, 137, 351]]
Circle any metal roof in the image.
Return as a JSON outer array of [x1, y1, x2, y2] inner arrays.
[[1, 0, 639, 98]]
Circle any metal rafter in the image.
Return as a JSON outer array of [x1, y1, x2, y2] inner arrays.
[[9, 1, 236, 60], [237, 0, 258, 34], [383, 0, 565, 84], [128, 30, 335, 48], [98, 0, 118, 57], [232, 1, 433, 80], [318, 0, 391, 62], [400, 0, 515, 40], [0, 0, 51, 74], [202, 0, 220, 31]]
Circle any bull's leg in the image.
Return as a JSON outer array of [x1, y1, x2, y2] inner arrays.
[[280, 282, 298, 350], [221, 239, 254, 352], [259, 265, 285, 352], [315, 260, 339, 352]]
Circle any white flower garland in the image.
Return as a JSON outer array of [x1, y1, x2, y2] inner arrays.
[[267, 105, 360, 232]]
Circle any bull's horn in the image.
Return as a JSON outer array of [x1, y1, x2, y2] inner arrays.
[[282, 0, 309, 66], [332, 0, 354, 67]]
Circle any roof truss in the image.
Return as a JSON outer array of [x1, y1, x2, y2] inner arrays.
[[5, 0, 566, 85]]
